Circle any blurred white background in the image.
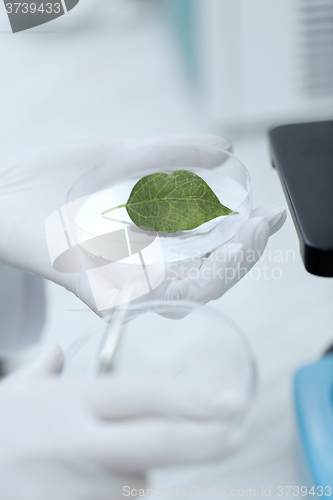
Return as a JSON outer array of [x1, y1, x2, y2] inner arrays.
[[1, 0, 333, 495]]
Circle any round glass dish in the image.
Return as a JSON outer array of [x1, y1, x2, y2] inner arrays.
[[66, 144, 252, 266], [64, 300, 257, 425]]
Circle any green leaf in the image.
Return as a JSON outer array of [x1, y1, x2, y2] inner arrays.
[[102, 170, 233, 233]]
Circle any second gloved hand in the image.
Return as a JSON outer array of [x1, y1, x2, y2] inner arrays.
[[0, 345, 246, 500]]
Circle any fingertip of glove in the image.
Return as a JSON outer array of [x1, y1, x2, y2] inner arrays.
[[235, 216, 270, 256], [240, 215, 270, 236], [253, 217, 270, 251]]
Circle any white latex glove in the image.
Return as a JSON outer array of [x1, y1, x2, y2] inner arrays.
[[0, 136, 286, 316], [161, 204, 286, 304], [0, 345, 246, 500]]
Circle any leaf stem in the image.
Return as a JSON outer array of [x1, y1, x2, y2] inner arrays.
[[101, 204, 127, 215]]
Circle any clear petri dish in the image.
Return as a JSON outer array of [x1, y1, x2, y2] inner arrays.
[[66, 143, 252, 267], [64, 300, 257, 426]]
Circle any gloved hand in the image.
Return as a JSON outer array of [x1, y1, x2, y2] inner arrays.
[[0, 345, 246, 500], [0, 135, 286, 316], [159, 204, 286, 304]]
